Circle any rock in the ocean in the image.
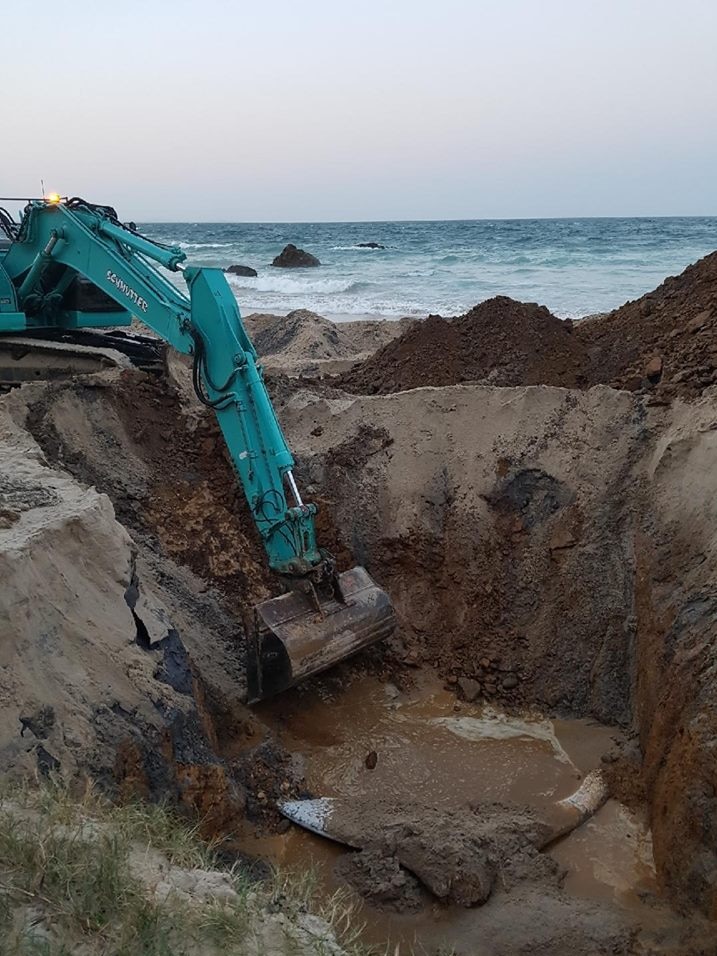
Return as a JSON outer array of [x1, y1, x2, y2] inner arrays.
[[272, 244, 320, 268], [357, 242, 385, 249], [226, 264, 258, 277]]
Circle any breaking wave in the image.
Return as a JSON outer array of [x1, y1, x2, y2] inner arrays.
[[227, 274, 361, 295]]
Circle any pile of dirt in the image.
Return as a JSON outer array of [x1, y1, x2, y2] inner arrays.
[[248, 310, 351, 363], [338, 297, 589, 394], [339, 253, 717, 400], [577, 251, 717, 398], [244, 309, 410, 376]]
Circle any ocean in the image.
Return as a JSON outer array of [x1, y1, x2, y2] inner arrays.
[[140, 218, 717, 321]]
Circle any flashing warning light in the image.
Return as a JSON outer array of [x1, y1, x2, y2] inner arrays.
[[45, 192, 61, 204]]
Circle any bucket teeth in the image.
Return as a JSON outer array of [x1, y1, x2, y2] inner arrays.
[[247, 567, 395, 703]]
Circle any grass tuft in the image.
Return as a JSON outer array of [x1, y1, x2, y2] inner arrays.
[[0, 781, 388, 956]]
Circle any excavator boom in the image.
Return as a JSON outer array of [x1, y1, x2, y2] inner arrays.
[[0, 196, 395, 700]]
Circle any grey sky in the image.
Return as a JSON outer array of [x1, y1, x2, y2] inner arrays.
[[4, 0, 717, 221]]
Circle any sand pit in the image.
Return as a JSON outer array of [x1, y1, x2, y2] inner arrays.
[[3, 254, 717, 952]]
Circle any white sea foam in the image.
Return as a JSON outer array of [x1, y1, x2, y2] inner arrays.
[[226, 274, 359, 295], [178, 241, 233, 251]]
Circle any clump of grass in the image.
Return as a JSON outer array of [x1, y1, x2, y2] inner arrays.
[[0, 781, 385, 956], [0, 787, 188, 954], [113, 799, 220, 870]]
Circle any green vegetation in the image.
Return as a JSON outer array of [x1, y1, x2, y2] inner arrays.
[[0, 782, 378, 956]]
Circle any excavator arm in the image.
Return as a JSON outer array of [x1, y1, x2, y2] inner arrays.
[[2, 198, 320, 576], [0, 197, 395, 699]]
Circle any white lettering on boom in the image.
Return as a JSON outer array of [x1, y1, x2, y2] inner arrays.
[[106, 270, 149, 313]]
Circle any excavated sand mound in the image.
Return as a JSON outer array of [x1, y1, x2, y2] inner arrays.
[[338, 297, 589, 393], [243, 309, 410, 376], [577, 250, 717, 398]]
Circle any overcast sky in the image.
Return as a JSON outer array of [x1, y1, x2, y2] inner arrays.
[[4, 0, 717, 221]]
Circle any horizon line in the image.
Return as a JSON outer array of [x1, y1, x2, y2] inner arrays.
[[135, 213, 717, 225]]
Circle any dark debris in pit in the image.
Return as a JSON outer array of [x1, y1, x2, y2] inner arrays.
[[233, 740, 307, 829], [486, 468, 574, 530], [335, 846, 424, 912]]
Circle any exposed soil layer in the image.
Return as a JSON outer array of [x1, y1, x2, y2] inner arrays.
[[339, 252, 717, 400], [26, 370, 274, 613], [4, 374, 298, 839], [285, 385, 642, 723]]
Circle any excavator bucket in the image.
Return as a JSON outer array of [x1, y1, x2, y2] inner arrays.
[[247, 566, 395, 703]]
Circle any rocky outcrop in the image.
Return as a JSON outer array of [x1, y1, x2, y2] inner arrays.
[[226, 264, 258, 277], [357, 242, 385, 249], [271, 244, 320, 268]]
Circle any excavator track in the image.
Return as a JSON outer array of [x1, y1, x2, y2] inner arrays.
[[0, 328, 165, 388]]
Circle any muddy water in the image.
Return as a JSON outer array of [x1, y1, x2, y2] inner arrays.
[[241, 674, 664, 954]]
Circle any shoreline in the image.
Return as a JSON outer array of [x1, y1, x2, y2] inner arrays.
[[243, 306, 602, 325]]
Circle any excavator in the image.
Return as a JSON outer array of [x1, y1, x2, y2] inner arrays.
[[0, 194, 395, 702]]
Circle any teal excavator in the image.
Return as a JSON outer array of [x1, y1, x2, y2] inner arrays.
[[0, 195, 395, 701]]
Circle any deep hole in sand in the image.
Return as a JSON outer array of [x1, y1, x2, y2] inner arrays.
[[11, 362, 716, 954]]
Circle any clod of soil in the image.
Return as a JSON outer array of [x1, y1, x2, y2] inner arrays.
[[335, 846, 424, 911]]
